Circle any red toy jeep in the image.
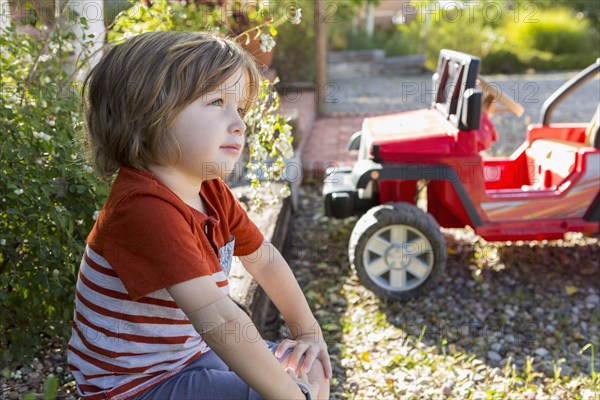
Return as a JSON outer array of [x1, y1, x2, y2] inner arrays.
[[323, 50, 600, 301]]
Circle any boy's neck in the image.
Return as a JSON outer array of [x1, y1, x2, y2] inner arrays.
[[146, 165, 207, 214]]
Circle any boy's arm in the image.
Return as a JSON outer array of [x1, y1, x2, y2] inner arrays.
[[240, 241, 333, 377], [167, 276, 310, 399]]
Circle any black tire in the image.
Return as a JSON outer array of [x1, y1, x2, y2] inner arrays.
[[348, 202, 447, 301]]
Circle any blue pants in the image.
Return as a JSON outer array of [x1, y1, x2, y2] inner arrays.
[[132, 341, 292, 400]]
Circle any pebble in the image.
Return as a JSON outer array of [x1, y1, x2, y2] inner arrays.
[[490, 342, 503, 353], [581, 322, 589, 332], [473, 373, 485, 382], [442, 385, 453, 397], [535, 348, 550, 358], [534, 307, 545, 316], [487, 351, 502, 362], [504, 307, 516, 318], [585, 294, 599, 309], [29, 371, 41, 383], [472, 391, 488, 400]]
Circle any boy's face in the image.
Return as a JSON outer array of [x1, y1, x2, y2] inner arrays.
[[168, 68, 249, 181]]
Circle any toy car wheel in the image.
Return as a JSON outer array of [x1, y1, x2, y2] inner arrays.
[[349, 202, 447, 301]]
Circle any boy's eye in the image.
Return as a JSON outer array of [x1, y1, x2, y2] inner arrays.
[[210, 99, 224, 107], [237, 108, 245, 116]]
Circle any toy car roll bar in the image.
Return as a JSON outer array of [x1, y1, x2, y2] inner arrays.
[[540, 58, 600, 125]]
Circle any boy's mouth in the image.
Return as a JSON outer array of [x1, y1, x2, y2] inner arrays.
[[220, 143, 242, 152]]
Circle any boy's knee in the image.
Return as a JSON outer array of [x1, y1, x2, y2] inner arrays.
[[307, 359, 329, 400], [307, 359, 327, 383]]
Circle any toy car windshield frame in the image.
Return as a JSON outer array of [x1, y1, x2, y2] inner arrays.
[[432, 49, 482, 131]]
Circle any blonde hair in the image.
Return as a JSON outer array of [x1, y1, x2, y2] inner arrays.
[[82, 31, 262, 178]]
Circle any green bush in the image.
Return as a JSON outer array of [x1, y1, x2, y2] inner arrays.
[[1, 22, 109, 363], [418, 9, 494, 71], [338, 28, 415, 58], [500, 7, 598, 56], [395, 3, 599, 73], [272, 0, 316, 83], [526, 51, 599, 72], [481, 48, 526, 74], [483, 7, 599, 73]]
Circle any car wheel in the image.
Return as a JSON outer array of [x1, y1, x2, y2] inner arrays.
[[348, 202, 447, 301]]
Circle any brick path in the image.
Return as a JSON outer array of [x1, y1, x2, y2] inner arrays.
[[280, 91, 365, 181], [301, 115, 364, 181]]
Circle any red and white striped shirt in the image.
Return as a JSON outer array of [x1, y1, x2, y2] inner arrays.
[[67, 168, 263, 399]]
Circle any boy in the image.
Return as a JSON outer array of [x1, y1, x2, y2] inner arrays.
[[68, 31, 330, 400]]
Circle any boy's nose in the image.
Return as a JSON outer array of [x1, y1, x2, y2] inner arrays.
[[230, 112, 246, 136], [231, 120, 246, 136]]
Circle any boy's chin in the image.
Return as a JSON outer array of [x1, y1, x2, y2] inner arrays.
[[205, 162, 242, 180]]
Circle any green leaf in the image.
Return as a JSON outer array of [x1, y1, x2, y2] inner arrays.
[[43, 373, 58, 400]]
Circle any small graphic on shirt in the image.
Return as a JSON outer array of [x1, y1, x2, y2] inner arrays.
[[219, 236, 235, 277]]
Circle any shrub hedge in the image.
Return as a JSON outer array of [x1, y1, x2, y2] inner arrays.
[[1, 21, 109, 363]]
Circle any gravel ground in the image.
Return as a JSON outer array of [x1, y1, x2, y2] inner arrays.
[[287, 184, 599, 399], [327, 71, 600, 155]]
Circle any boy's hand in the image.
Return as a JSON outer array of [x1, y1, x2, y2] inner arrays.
[[287, 368, 319, 399], [275, 335, 333, 379]]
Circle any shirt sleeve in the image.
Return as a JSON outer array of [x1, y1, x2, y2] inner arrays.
[[217, 180, 264, 256], [95, 192, 221, 300]]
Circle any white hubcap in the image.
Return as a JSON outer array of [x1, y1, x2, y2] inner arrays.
[[362, 225, 434, 292]]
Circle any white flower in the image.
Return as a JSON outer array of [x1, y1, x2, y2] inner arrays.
[[14, 188, 24, 195], [259, 34, 276, 53], [252, 146, 269, 162], [63, 42, 74, 53], [33, 131, 51, 141], [0, 239, 6, 246], [275, 139, 294, 159], [83, 165, 94, 174], [278, 129, 292, 143], [269, 163, 284, 180], [45, 116, 56, 126], [280, 185, 291, 198], [55, 206, 67, 213], [288, 7, 302, 25], [93, 210, 101, 220], [39, 54, 51, 63]]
